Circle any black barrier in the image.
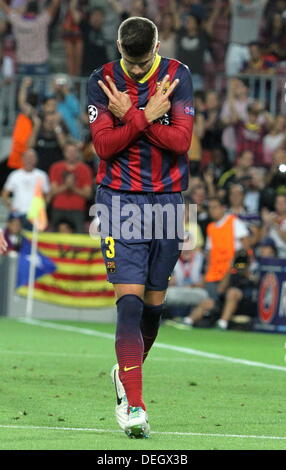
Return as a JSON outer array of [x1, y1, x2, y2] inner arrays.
[[254, 257, 286, 333]]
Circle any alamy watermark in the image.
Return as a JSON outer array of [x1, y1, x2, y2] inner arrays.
[[89, 196, 198, 250]]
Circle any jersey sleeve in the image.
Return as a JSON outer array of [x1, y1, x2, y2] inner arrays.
[[87, 68, 150, 160], [144, 64, 194, 154]]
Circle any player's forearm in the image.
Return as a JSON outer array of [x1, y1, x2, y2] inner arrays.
[[91, 108, 150, 160], [144, 121, 193, 154]]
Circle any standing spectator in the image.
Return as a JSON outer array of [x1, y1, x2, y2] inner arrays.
[[1, 148, 50, 228], [263, 115, 286, 167], [7, 76, 39, 169], [49, 141, 93, 233], [157, 11, 177, 59], [88, 0, 122, 61], [261, 12, 286, 63], [28, 112, 68, 174], [51, 74, 81, 140], [119, 0, 158, 21], [235, 103, 272, 166], [261, 194, 286, 258], [176, 13, 212, 91], [0, 0, 60, 76], [62, 0, 84, 77], [225, 0, 268, 76], [220, 78, 251, 159], [80, 7, 109, 77], [201, 90, 223, 151]]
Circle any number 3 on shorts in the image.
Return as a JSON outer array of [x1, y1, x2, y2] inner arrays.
[[105, 236, 115, 258]]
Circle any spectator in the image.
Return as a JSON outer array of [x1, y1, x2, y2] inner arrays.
[[55, 218, 76, 234], [244, 167, 267, 213], [0, 0, 60, 76], [263, 115, 286, 167], [261, 194, 286, 258], [119, 0, 158, 21], [225, 0, 268, 76], [157, 11, 177, 59], [234, 103, 272, 167], [261, 11, 286, 62], [7, 77, 39, 169], [165, 244, 208, 318], [215, 249, 258, 330], [51, 74, 81, 140], [87, 0, 121, 61], [49, 141, 93, 233], [227, 183, 247, 217], [217, 150, 254, 193], [256, 237, 278, 258], [242, 41, 277, 74], [202, 147, 231, 185], [220, 78, 251, 159], [1, 148, 50, 229], [188, 183, 210, 241], [28, 112, 67, 174], [3, 212, 22, 252], [176, 13, 213, 91], [201, 90, 224, 151], [267, 148, 286, 196], [80, 7, 109, 76], [62, 0, 84, 77], [179, 197, 250, 328]]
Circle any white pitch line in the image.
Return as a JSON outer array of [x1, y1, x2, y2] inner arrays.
[[0, 424, 286, 441], [0, 350, 203, 363], [18, 318, 286, 373]]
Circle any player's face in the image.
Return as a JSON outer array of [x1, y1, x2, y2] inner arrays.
[[120, 46, 158, 81]]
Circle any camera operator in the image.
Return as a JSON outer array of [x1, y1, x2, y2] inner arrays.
[[216, 249, 258, 330]]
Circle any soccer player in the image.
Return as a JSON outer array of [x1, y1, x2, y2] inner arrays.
[[88, 16, 194, 439]]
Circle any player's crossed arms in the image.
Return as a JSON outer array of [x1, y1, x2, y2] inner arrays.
[[98, 74, 179, 123]]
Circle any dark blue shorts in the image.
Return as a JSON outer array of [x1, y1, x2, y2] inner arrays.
[[95, 185, 184, 291]]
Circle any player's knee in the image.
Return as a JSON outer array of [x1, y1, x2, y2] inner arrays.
[[116, 294, 144, 325]]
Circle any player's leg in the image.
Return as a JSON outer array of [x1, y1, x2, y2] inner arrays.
[[113, 283, 146, 410], [142, 192, 184, 362], [141, 289, 166, 363]]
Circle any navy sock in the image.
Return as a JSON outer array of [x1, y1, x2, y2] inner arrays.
[[140, 303, 164, 363]]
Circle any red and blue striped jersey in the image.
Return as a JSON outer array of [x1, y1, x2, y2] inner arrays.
[[87, 54, 194, 193]]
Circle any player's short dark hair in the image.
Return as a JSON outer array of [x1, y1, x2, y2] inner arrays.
[[118, 17, 158, 57]]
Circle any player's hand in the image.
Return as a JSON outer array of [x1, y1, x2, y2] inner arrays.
[[0, 230, 8, 255], [98, 76, 132, 119], [144, 74, 179, 123]]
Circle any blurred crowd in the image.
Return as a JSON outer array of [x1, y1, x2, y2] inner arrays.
[[1, 0, 286, 330]]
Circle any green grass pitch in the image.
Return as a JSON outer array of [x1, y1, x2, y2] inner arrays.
[[0, 317, 286, 450]]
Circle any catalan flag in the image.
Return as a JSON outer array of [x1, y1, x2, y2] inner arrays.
[[17, 232, 115, 308], [27, 178, 48, 231]]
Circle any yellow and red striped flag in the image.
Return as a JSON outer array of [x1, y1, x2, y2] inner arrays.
[[17, 232, 115, 308], [27, 178, 48, 231]]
